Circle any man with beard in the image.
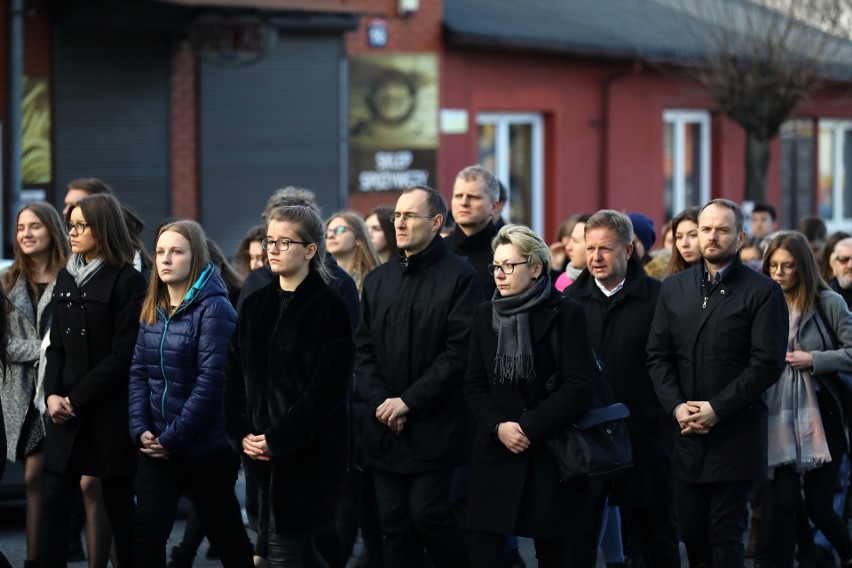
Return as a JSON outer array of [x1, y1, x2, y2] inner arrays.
[[829, 237, 852, 308], [647, 199, 787, 568]]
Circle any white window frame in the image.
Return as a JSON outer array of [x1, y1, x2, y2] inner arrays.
[[819, 119, 852, 231], [476, 113, 544, 235], [663, 110, 711, 217]]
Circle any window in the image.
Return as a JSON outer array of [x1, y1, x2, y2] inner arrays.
[[663, 110, 711, 220], [477, 113, 544, 234], [818, 120, 852, 228]]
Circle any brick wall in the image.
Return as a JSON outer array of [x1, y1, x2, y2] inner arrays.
[[170, 41, 198, 219]]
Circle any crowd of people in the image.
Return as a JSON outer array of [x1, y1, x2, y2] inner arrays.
[[1, 168, 852, 568]]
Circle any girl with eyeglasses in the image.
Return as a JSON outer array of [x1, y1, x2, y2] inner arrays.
[[39, 193, 146, 567], [225, 205, 355, 568], [325, 211, 381, 294], [128, 220, 253, 567], [1, 201, 69, 568], [465, 224, 597, 567], [761, 231, 852, 568]]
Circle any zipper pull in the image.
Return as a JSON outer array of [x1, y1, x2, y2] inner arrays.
[[702, 296, 708, 309]]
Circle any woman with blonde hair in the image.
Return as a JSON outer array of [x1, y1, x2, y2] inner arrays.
[[325, 210, 381, 293], [1, 201, 69, 568], [129, 220, 253, 567], [761, 231, 852, 568], [465, 224, 596, 567]]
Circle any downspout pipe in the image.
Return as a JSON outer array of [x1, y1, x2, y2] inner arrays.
[[599, 59, 643, 209], [7, 0, 24, 252]]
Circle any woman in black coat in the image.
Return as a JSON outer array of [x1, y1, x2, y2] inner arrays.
[[224, 205, 355, 568], [464, 224, 597, 568], [40, 194, 146, 567]]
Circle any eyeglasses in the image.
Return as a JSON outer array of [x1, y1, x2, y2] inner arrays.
[[389, 212, 435, 224], [487, 261, 528, 275], [261, 238, 309, 252], [835, 256, 852, 265], [768, 262, 796, 273], [65, 222, 90, 234], [326, 226, 350, 238]]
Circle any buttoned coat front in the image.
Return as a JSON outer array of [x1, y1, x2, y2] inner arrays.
[[647, 260, 788, 482], [42, 263, 145, 477]]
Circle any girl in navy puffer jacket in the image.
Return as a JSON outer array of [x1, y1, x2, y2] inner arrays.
[[128, 220, 253, 568]]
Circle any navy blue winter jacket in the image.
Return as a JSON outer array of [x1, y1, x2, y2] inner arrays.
[[128, 264, 237, 457]]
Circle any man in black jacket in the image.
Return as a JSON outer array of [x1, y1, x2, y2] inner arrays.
[[356, 186, 482, 568], [448, 165, 500, 300], [565, 210, 679, 567], [647, 199, 787, 568]]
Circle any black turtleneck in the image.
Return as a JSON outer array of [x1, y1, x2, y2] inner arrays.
[[829, 277, 852, 310], [449, 222, 498, 299]]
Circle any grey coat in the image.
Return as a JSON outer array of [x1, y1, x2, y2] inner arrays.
[[1, 274, 55, 461]]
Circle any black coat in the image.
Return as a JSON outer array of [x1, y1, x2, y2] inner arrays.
[[565, 261, 673, 506], [464, 291, 595, 537], [646, 261, 788, 482], [355, 234, 483, 473], [448, 222, 498, 300], [43, 264, 146, 477], [224, 269, 354, 536]]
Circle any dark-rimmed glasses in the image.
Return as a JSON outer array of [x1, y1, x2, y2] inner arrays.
[[65, 222, 90, 234], [326, 226, 350, 238], [261, 238, 309, 252], [487, 261, 528, 275]]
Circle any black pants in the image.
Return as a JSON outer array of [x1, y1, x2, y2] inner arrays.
[[469, 530, 572, 568], [267, 534, 329, 568], [373, 468, 468, 568], [132, 448, 253, 568], [770, 390, 852, 567], [676, 478, 752, 568], [620, 502, 681, 568], [40, 471, 135, 568]]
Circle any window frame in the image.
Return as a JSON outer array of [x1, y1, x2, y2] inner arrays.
[[818, 119, 852, 230], [476, 112, 544, 235], [663, 109, 711, 219]]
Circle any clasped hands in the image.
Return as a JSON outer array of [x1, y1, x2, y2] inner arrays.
[[676, 401, 718, 436], [47, 394, 75, 425], [139, 430, 170, 459], [376, 397, 409, 435], [242, 433, 271, 461]]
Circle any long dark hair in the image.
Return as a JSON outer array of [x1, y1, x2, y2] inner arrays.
[[664, 207, 701, 277], [3, 202, 70, 298], [762, 231, 829, 315], [70, 194, 136, 268], [368, 206, 399, 261]]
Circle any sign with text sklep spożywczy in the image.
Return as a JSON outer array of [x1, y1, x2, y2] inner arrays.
[[349, 54, 438, 193]]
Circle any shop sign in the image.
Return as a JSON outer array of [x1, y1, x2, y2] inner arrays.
[[191, 15, 275, 67]]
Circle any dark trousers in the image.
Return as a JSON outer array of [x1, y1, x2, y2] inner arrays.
[[469, 530, 571, 568], [621, 502, 681, 567], [676, 479, 752, 568], [40, 471, 135, 568], [770, 390, 852, 567], [373, 468, 468, 568], [132, 448, 253, 568], [267, 534, 328, 568], [591, 481, 680, 568]]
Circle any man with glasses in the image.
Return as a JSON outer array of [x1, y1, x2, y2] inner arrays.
[[829, 237, 852, 309], [356, 185, 482, 568]]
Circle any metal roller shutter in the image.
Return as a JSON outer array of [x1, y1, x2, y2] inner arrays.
[[199, 32, 344, 258], [53, 27, 171, 250]]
